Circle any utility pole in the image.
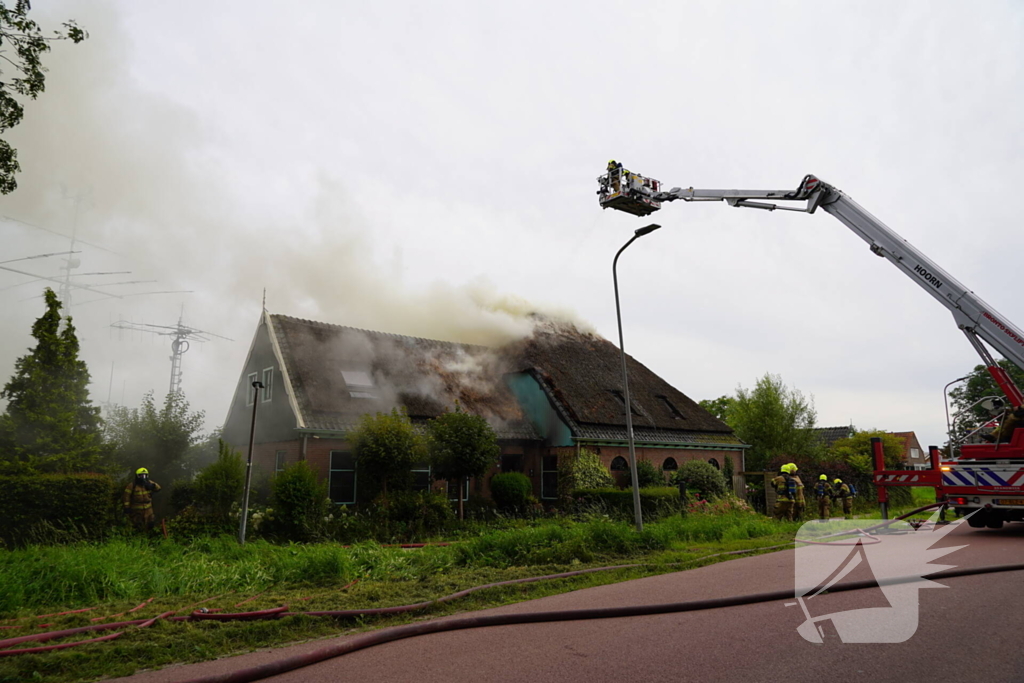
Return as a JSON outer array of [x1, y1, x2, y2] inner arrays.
[[239, 380, 264, 546]]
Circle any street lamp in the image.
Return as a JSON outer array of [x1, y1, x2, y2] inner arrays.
[[239, 379, 264, 545], [613, 223, 662, 533]]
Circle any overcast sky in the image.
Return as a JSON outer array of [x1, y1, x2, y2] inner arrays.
[[2, 0, 1022, 452]]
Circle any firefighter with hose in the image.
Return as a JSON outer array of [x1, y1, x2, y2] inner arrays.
[[123, 467, 161, 532]]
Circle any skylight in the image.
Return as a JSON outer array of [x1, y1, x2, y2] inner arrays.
[[341, 370, 374, 387]]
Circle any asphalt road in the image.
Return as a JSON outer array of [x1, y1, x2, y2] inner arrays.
[[116, 522, 1024, 683]]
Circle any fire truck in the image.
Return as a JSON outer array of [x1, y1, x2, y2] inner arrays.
[[597, 167, 1024, 528]]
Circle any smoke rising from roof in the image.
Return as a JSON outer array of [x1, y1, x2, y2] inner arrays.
[[0, 1, 590, 426]]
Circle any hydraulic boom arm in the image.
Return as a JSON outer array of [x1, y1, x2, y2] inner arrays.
[[646, 174, 1024, 406]]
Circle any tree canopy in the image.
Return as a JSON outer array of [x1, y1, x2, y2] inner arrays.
[[947, 360, 1024, 446], [0, 288, 103, 473], [103, 390, 206, 484], [427, 408, 500, 519], [348, 408, 425, 499], [698, 395, 733, 421], [829, 430, 906, 473], [726, 373, 819, 471], [0, 1, 87, 194]]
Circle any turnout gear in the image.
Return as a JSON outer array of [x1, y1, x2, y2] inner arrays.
[[785, 464, 806, 521], [832, 479, 853, 518], [123, 471, 162, 532], [814, 476, 833, 520], [771, 467, 796, 521]]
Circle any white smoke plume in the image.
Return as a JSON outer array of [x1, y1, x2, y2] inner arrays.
[[0, 1, 589, 427]]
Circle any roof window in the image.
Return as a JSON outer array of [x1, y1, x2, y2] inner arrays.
[[609, 390, 640, 416], [657, 395, 684, 419], [341, 370, 374, 387]]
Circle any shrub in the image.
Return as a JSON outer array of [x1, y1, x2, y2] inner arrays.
[[191, 440, 244, 523], [0, 474, 115, 547], [557, 448, 613, 501], [621, 459, 664, 489], [574, 486, 681, 520], [271, 461, 329, 542], [671, 460, 727, 499], [373, 490, 455, 539], [490, 472, 534, 513]]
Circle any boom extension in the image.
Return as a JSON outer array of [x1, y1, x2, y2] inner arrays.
[[601, 170, 1024, 407]]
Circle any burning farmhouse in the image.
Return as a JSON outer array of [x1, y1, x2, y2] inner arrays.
[[222, 312, 745, 504]]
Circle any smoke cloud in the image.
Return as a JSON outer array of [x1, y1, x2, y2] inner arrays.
[[0, 1, 589, 427]]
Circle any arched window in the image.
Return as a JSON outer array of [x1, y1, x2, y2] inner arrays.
[[708, 458, 720, 470], [662, 457, 678, 471], [610, 456, 628, 471]]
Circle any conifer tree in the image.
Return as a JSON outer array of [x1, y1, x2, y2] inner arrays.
[[0, 288, 103, 473]]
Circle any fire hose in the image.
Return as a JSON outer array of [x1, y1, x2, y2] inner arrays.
[[2, 503, 1004, 678]]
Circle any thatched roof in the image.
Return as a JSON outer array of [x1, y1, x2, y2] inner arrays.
[[270, 315, 537, 439], [502, 324, 733, 434]]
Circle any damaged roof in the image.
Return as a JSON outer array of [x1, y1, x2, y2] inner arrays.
[[270, 315, 537, 440], [503, 324, 734, 435]]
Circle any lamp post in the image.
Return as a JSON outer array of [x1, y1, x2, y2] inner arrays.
[[613, 223, 662, 533], [239, 379, 264, 545]]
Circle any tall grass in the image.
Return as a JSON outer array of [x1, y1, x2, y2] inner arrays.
[[0, 511, 792, 615]]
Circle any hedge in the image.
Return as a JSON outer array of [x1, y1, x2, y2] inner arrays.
[[573, 487, 681, 518], [0, 474, 116, 547]]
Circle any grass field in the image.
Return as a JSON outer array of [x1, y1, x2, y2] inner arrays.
[[0, 512, 799, 682]]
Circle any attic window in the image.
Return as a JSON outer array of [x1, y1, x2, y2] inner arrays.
[[349, 391, 375, 399], [341, 370, 374, 387], [609, 390, 640, 416], [657, 395, 684, 420]]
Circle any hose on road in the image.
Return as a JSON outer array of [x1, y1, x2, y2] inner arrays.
[[0, 503, 963, 669]]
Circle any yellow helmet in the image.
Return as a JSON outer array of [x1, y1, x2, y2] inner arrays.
[[787, 463, 798, 473], [819, 474, 828, 481], [136, 467, 149, 476], [834, 478, 843, 485]]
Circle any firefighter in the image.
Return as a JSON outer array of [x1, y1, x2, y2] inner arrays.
[[123, 467, 161, 532], [787, 463, 806, 522], [981, 405, 1024, 444], [771, 465, 796, 521], [833, 478, 853, 518], [607, 159, 623, 193], [814, 474, 832, 521]]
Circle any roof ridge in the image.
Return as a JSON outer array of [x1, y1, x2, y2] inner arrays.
[[270, 313, 491, 351]]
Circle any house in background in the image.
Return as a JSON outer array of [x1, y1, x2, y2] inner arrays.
[[889, 431, 928, 470], [812, 425, 856, 451], [222, 312, 746, 505]]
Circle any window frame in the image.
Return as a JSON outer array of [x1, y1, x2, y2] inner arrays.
[[610, 456, 628, 471], [447, 477, 470, 502], [662, 457, 678, 471], [275, 450, 287, 473], [541, 455, 558, 500], [246, 372, 258, 405], [412, 463, 432, 493], [328, 450, 357, 505], [262, 367, 274, 402]]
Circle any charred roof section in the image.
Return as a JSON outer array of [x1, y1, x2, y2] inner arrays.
[[270, 314, 536, 439], [502, 323, 732, 434]]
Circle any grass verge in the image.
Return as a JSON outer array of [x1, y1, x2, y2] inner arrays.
[[0, 513, 800, 683]]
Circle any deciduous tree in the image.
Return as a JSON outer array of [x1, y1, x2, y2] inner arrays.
[[349, 408, 425, 501], [0, 1, 87, 194], [103, 390, 206, 484], [428, 408, 500, 520], [727, 373, 819, 471]]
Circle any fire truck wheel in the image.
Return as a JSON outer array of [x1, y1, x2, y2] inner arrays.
[[966, 511, 988, 528], [985, 515, 1004, 529]]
